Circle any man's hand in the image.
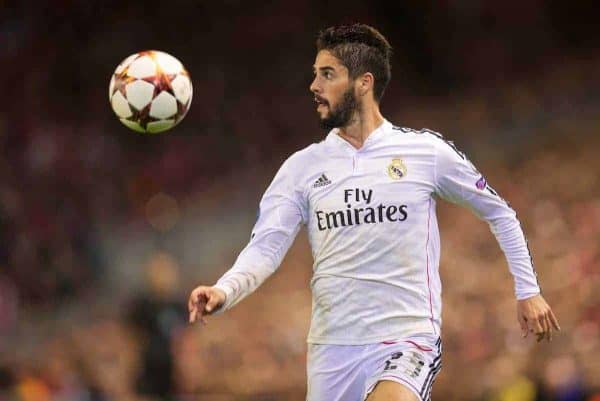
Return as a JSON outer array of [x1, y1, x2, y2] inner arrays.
[[517, 294, 560, 342], [188, 286, 226, 324]]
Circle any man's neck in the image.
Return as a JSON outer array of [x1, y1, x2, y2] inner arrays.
[[337, 107, 385, 149]]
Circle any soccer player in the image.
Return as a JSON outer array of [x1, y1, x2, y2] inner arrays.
[[188, 24, 560, 401]]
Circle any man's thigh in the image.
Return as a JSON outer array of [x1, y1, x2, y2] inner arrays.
[[306, 343, 367, 401], [364, 335, 442, 401], [307, 335, 442, 401], [366, 380, 420, 401]]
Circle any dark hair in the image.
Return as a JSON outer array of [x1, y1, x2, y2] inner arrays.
[[316, 24, 392, 102]]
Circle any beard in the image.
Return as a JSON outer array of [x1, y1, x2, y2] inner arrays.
[[318, 86, 359, 131]]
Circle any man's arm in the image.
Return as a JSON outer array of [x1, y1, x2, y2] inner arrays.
[[433, 137, 560, 341], [189, 156, 306, 324]]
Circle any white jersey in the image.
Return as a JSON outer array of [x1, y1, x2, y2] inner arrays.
[[213, 120, 540, 345]]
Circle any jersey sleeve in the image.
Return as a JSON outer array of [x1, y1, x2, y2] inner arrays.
[[433, 139, 541, 300], [212, 155, 307, 312]]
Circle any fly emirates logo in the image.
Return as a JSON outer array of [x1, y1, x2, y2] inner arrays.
[[315, 188, 408, 231]]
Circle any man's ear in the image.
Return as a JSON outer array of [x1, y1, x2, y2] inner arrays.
[[357, 72, 374, 97]]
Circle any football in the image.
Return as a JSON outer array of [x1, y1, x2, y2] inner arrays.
[[109, 50, 193, 133]]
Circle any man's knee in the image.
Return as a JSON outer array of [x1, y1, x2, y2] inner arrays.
[[365, 380, 420, 401]]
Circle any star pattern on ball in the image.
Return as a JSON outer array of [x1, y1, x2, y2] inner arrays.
[[112, 71, 137, 97], [142, 72, 177, 97]]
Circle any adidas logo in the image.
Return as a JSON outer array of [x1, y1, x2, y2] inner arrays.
[[313, 173, 332, 188]]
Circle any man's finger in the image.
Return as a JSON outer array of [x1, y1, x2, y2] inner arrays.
[[527, 318, 544, 334], [531, 316, 545, 341], [195, 306, 203, 324], [549, 309, 561, 331], [535, 314, 549, 342], [205, 293, 220, 313], [545, 315, 553, 342], [188, 293, 197, 323], [190, 301, 200, 323], [197, 302, 208, 324], [189, 303, 194, 323], [188, 294, 195, 313], [196, 294, 207, 313], [539, 313, 549, 333], [536, 315, 547, 342]]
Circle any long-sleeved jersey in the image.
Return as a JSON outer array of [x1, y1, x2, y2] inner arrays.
[[213, 120, 540, 345]]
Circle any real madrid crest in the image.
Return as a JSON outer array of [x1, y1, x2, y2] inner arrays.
[[387, 158, 407, 180]]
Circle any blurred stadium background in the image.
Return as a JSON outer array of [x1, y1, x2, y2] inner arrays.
[[1, 1, 599, 400]]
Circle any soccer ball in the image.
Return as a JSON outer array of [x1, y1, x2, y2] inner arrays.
[[109, 50, 192, 133]]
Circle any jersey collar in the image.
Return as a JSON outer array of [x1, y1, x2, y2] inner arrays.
[[325, 119, 393, 151]]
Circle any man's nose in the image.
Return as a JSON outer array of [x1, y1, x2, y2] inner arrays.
[[310, 77, 320, 94]]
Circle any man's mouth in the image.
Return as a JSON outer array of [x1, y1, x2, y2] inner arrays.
[[315, 96, 328, 110]]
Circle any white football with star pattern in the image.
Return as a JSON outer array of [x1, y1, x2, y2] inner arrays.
[[109, 50, 192, 133]]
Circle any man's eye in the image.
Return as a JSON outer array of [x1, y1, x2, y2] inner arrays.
[[324, 71, 332, 79]]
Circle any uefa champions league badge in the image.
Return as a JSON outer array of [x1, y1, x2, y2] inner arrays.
[[476, 175, 487, 190], [387, 158, 407, 180]]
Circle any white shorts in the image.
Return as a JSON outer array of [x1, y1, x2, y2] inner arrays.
[[306, 333, 442, 401]]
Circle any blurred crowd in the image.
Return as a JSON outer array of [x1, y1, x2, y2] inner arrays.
[[1, 1, 599, 401]]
